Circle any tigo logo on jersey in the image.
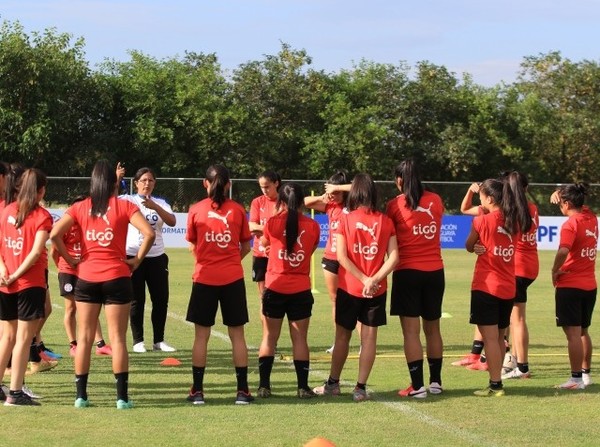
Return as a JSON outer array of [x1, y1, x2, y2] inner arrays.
[[206, 210, 233, 248], [5, 235, 24, 256], [413, 222, 437, 240], [86, 228, 114, 247], [278, 230, 306, 267]]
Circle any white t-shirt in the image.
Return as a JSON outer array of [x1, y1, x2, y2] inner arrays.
[[119, 194, 174, 257]]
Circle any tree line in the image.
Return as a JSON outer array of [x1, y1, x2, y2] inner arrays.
[[1, 20, 599, 184]]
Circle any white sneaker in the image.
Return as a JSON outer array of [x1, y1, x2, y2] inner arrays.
[[153, 341, 176, 352], [325, 345, 334, 354], [502, 352, 516, 374], [133, 342, 147, 353], [502, 368, 531, 380], [556, 377, 585, 390], [428, 382, 443, 395], [22, 385, 42, 399], [583, 373, 593, 386]]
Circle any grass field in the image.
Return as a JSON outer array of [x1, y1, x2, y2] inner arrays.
[[3, 248, 600, 447]]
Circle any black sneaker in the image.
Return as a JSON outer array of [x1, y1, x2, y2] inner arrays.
[[187, 389, 205, 405], [235, 390, 254, 405], [4, 392, 41, 406]]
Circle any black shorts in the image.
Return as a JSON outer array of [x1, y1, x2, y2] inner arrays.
[[262, 288, 314, 321], [470, 290, 514, 329], [75, 277, 134, 305], [58, 272, 78, 297], [514, 276, 535, 304], [335, 288, 387, 330], [321, 257, 340, 275], [0, 287, 46, 321], [555, 287, 597, 328], [186, 278, 249, 327], [390, 269, 445, 320], [252, 257, 268, 282]]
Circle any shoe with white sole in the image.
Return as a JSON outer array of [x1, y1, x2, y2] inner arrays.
[[398, 384, 427, 399], [556, 378, 585, 390], [428, 382, 443, 395], [133, 342, 147, 353], [153, 341, 176, 352]]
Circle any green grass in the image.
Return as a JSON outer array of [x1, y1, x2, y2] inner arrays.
[[3, 249, 600, 447]]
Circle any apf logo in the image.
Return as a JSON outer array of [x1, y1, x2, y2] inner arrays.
[[278, 230, 306, 268], [206, 210, 233, 249], [86, 228, 114, 247]]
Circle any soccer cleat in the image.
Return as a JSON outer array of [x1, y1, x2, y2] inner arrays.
[[95, 345, 113, 356], [69, 345, 77, 357], [133, 342, 147, 353], [257, 387, 271, 398], [502, 368, 531, 380], [466, 358, 488, 371], [352, 387, 370, 402], [42, 349, 62, 360], [4, 392, 41, 406], [297, 387, 317, 399], [116, 399, 134, 409], [583, 373, 593, 386], [187, 389, 205, 405], [39, 350, 57, 363], [325, 345, 334, 354], [235, 390, 255, 405], [74, 397, 90, 408], [22, 385, 41, 399], [313, 381, 341, 396], [502, 352, 517, 374], [428, 382, 443, 395], [153, 341, 176, 352], [556, 378, 585, 390], [451, 353, 480, 367], [398, 384, 427, 399], [474, 386, 505, 397], [27, 359, 58, 375]]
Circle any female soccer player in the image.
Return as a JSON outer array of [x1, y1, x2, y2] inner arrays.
[[386, 159, 445, 398], [185, 164, 254, 405], [257, 183, 320, 399], [314, 173, 398, 402], [50, 160, 155, 409]]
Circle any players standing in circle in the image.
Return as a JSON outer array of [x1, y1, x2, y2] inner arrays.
[[185, 165, 254, 405], [304, 171, 350, 353], [249, 171, 281, 327], [386, 159, 445, 398], [257, 183, 320, 399], [501, 172, 539, 380], [314, 173, 398, 402], [0, 169, 52, 406], [551, 183, 597, 389], [50, 160, 155, 409], [465, 178, 531, 396], [118, 165, 177, 353]]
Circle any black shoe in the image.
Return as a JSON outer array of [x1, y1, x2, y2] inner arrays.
[[4, 392, 41, 406], [235, 390, 254, 405]]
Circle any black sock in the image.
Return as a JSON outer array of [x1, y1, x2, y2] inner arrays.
[[472, 340, 484, 355], [258, 356, 274, 389], [75, 374, 89, 400], [192, 366, 205, 392], [70, 340, 77, 347], [571, 371, 583, 379], [294, 360, 310, 390], [517, 362, 529, 373], [407, 359, 424, 389], [355, 382, 366, 391], [327, 376, 339, 386], [96, 339, 106, 348], [114, 372, 129, 402], [9, 389, 24, 397], [235, 366, 249, 393], [29, 343, 42, 363], [583, 368, 591, 374], [427, 357, 443, 385], [489, 380, 503, 390]]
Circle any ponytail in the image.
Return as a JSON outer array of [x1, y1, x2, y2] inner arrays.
[[277, 183, 305, 253], [15, 169, 47, 229], [504, 171, 532, 234], [394, 158, 424, 210], [206, 164, 230, 210], [558, 183, 589, 208]]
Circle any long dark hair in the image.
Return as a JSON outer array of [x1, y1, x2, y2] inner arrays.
[[479, 177, 529, 235], [558, 183, 589, 208], [90, 160, 117, 217], [277, 183, 305, 253], [347, 173, 378, 212], [503, 171, 532, 234], [328, 170, 349, 203], [206, 164, 230, 210], [15, 169, 47, 229], [394, 158, 424, 210], [5, 162, 25, 205]]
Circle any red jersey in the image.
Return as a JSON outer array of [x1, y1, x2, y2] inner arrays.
[[0, 203, 52, 293], [57, 223, 82, 276], [264, 212, 320, 293], [323, 202, 345, 261], [515, 202, 539, 280], [555, 206, 597, 290], [386, 190, 444, 271], [66, 197, 139, 282], [470, 210, 516, 299], [249, 195, 278, 257], [337, 208, 396, 297], [187, 198, 252, 285]]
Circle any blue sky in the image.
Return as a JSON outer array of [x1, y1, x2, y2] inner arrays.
[[2, 0, 599, 86]]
